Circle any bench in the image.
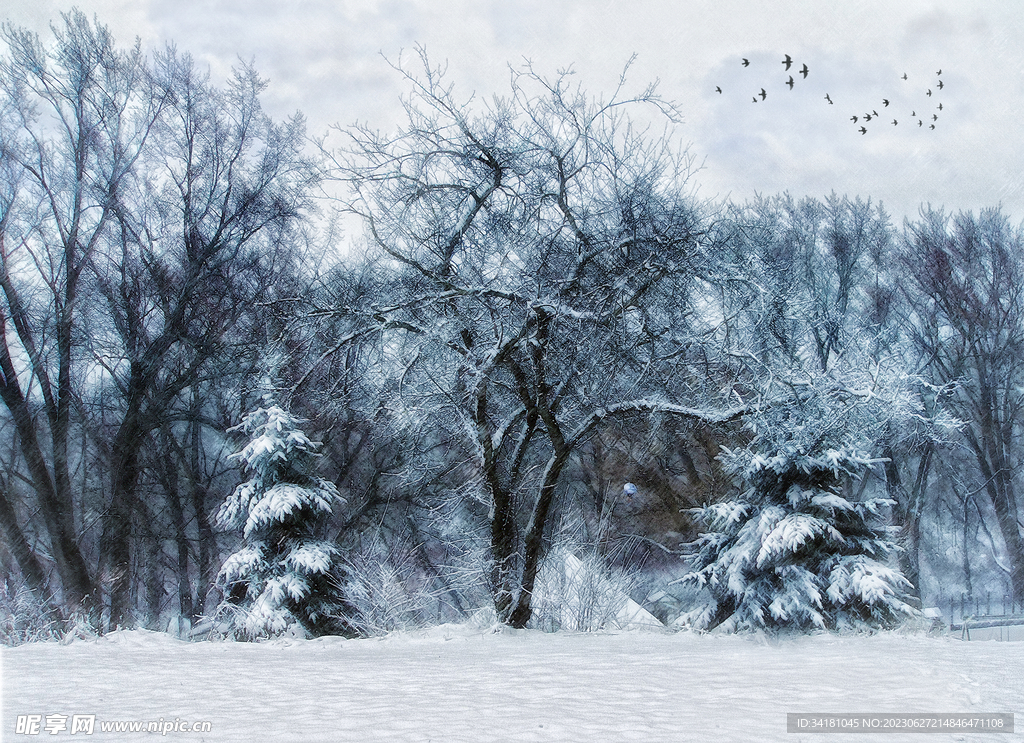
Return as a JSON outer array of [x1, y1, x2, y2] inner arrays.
[[950, 615, 1024, 640]]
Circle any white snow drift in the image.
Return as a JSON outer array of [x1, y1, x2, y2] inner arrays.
[[4, 626, 1022, 742]]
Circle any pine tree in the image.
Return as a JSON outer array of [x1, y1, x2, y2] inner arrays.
[[215, 404, 352, 638], [679, 384, 918, 633]]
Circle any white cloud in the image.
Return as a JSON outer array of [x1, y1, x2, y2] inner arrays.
[[5, 0, 1024, 220]]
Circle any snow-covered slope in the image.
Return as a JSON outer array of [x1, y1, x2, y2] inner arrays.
[[4, 627, 1021, 742]]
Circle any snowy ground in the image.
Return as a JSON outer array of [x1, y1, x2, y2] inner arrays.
[[3, 625, 1022, 742]]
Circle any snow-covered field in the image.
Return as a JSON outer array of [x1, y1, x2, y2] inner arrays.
[[3, 625, 1022, 742]]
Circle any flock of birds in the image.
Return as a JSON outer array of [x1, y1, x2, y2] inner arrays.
[[716, 55, 947, 135]]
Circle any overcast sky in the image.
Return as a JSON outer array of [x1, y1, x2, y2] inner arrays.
[[3, 0, 1024, 225]]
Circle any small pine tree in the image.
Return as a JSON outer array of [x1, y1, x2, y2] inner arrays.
[[215, 404, 351, 638], [679, 385, 918, 633]]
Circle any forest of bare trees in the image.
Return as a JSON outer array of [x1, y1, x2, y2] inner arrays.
[[2, 13, 1023, 638]]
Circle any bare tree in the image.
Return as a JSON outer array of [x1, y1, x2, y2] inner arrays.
[[0, 14, 318, 627], [88, 48, 319, 627], [899, 207, 1024, 605], [333, 50, 742, 627], [0, 11, 169, 611]]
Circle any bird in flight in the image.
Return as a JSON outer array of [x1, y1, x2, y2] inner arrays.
[[927, 89, 932, 97], [716, 86, 722, 94], [800, 63, 809, 78], [937, 79, 944, 90], [850, 115, 858, 122], [936, 69, 942, 75], [937, 102, 943, 110], [864, 113, 873, 122], [918, 120, 923, 127], [892, 119, 898, 126], [902, 72, 908, 80], [752, 96, 758, 103], [882, 99, 889, 107], [932, 113, 938, 121], [782, 54, 793, 70], [742, 58, 750, 67], [759, 88, 767, 101], [911, 110, 916, 117], [786, 75, 795, 90], [859, 126, 867, 135], [930, 124, 936, 129], [825, 93, 833, 104]]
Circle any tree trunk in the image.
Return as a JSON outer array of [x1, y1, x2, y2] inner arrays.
[[189, 412, 215, 618], [962, 494, 974, 603], [0, 320, 94, 609], [472, 378, 521, 622], [161, 444, 195, 621], [885, 440, 932, 600], [103, 406, 147, 628], [0, 486, 50, 598], [965, 421, 1024, 606], [508, 448, 571, 628], [144, 530, 163, 630]]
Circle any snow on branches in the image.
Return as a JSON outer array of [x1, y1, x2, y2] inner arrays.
[[215, 405, 350, 639], [677, 377, 918, 632]]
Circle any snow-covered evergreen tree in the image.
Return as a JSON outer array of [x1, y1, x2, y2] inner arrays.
[[678, 380, 918, 633], [215, 403, 351, 638]]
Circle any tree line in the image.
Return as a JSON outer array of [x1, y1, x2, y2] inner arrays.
[[1, 13, 1022, 635]]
